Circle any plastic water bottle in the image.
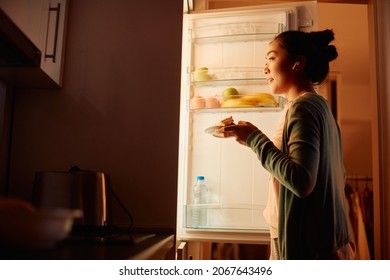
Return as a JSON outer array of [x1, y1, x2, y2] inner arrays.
[[192, 176, 208, 228]]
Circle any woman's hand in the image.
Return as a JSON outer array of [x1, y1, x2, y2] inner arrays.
[[219, 121, 260, 146]]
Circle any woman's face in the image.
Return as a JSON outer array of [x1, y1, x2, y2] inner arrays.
[[264, 39, 295, 95]]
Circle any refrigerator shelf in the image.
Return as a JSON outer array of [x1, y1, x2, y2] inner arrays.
[[190, 22, 285, 44], [191, 79, 267, 87], [192, 33, 279, 44], [185, 203, 268, 230], [190, 67, 265, 84], [189, 95, 284, 112], [189, 105, 282, 114]]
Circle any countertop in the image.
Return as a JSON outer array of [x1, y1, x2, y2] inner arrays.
[[0, 227, 176, 260]]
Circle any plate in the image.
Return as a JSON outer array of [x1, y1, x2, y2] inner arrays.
[[204, 125, 234, 138]]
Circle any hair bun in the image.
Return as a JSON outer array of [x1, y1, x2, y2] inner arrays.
[[309, 29, 335, 46], [309, 29, 338, 62], [325, 45, 338, 62]]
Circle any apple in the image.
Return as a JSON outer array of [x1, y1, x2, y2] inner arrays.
[[222, 87, 239, 100]]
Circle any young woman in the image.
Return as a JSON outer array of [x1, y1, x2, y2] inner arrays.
[[222, 30, 355, 259]]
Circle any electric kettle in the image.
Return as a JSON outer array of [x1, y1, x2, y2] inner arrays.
[[32, 168, 112, 227]]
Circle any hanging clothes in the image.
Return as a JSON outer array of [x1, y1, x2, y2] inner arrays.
[[345, 180, 372, 260]]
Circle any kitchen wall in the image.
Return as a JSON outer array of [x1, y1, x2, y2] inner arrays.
[[6, 0, 183, 229]]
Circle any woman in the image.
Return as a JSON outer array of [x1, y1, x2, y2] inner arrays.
[[222, 30, 355, 259]]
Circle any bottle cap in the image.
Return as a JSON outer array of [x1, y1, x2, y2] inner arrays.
[[196, 176, 204, 180]]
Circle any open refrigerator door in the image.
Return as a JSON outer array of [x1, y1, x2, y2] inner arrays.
[[177, 1, 317, 255]]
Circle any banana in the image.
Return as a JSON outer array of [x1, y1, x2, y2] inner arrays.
[[221, 93, 278, 107], [243, 93, 279, 106], [221, 98, 255, 107]]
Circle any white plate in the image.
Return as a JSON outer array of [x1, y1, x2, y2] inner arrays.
[[204, 125, 234, 138]]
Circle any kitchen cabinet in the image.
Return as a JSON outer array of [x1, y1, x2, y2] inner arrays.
[[0, 0, 68, 88]]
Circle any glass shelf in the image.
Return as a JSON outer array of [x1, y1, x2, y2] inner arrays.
[[185, 204, 268, 230], [190, 22, 285, 44], [190, 67, 266, 87], [190, 105, 282, 114], [193, 33, 279, 44], [188, 95, 285, 113], [192, 78, 267, 87]]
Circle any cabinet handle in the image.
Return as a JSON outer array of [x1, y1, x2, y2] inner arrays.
[[44, 3, 61, 63]]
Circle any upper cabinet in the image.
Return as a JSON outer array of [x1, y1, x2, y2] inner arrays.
[[0, 0, 68, 88]]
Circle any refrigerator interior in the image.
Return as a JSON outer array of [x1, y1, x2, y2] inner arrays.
[[177, 2, 316, 243]]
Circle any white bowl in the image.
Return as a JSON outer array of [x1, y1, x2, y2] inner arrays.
[[0, 198, 82, 249]]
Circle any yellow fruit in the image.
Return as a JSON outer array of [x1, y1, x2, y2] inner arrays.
[[220, 93, 278, 108], [193, 67, 211, 81], [243, 93, 278, 106], [222, 87, 239, 100], [221, 98, 254, 107]]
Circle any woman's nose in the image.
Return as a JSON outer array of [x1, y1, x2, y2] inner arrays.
[[264, 66, 269, 74]]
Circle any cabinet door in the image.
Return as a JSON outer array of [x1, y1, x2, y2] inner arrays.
[[40, 0, 67, 86], [0, 0, 68, 87], [0, 0, 45, 49]]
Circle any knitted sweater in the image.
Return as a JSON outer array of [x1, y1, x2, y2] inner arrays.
[[247, 92, 351, 259]]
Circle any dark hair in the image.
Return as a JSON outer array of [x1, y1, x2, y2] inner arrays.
[[274, 29, 338, 85]]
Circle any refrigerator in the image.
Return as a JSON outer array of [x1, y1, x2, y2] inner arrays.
[[176, 1, 317, 258]]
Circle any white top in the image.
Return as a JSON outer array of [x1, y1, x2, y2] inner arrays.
[[263, 102, 290, 238]]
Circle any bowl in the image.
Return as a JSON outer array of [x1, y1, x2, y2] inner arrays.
[[0, 198, 82, 249]]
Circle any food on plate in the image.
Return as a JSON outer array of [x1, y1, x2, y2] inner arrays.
[[222, 87, 239, 100], [205, 116, 235, 138], [205, 97, 220, 108], [216, 115, 234, 127], [193, 67, 211, 81], [190, 96, 206, 109]]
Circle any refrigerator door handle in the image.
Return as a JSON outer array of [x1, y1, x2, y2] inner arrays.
[[184, 0, 193, 13], [299, 19, 314, 28], [177, 241, 188, 260]]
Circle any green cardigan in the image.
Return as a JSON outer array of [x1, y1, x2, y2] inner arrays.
[[247, 92, 351, 259]]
